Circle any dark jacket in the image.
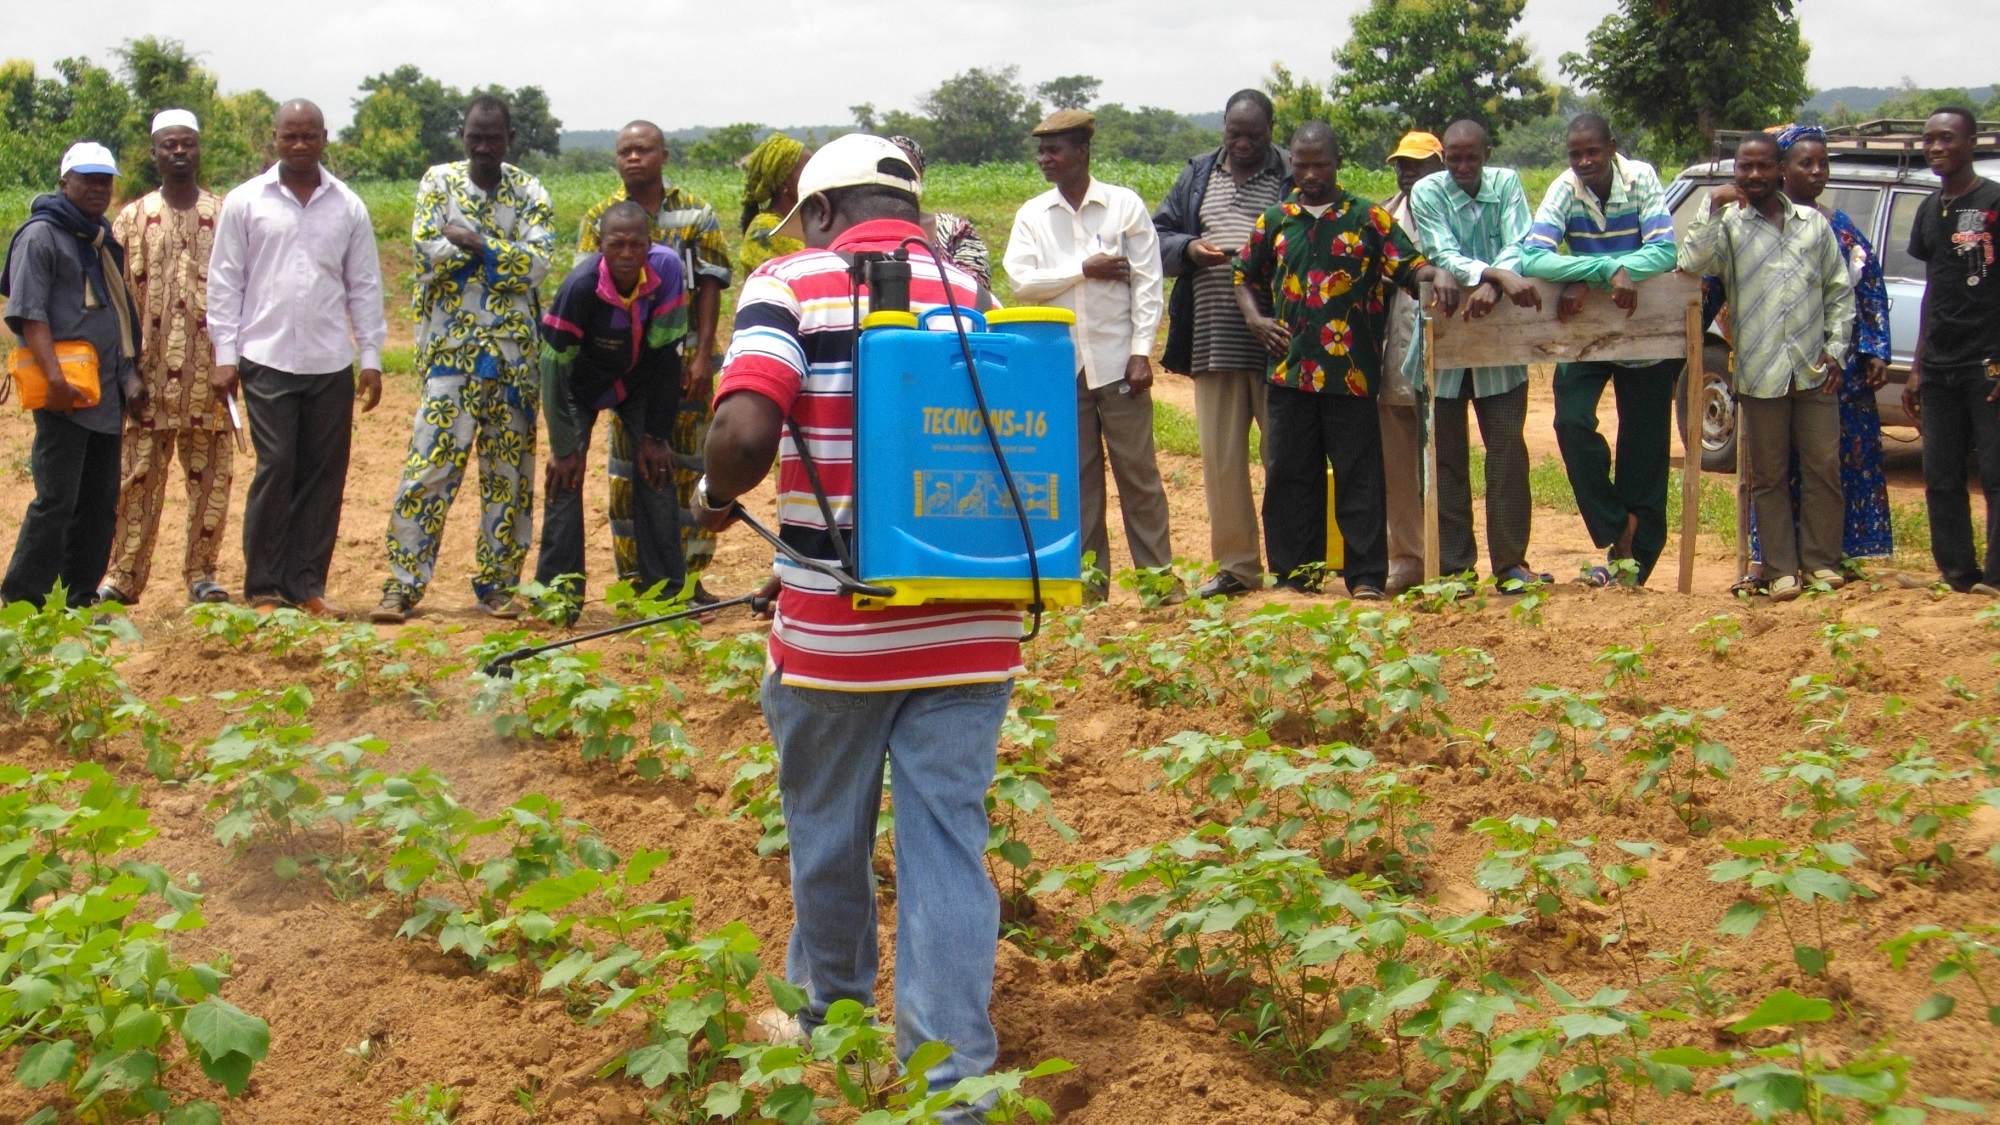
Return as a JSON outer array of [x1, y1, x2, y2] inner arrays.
[[1151, 144, 1293, 374]]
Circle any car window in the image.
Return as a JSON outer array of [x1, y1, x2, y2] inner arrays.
[[1671, 183, 1716, 245], [1823, 186, 1881, 237], [1881, 190, 1930, 281]]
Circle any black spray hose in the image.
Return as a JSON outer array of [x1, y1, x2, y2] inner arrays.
[[480, 591, 771, 678], [478, 504, 898, 678], [900, 237, 1045, 641]]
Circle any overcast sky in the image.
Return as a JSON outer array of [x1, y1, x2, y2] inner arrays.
[[7, 0, 1996, 133]]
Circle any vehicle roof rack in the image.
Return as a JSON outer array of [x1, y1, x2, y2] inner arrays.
[[1713, 119, 2000, 160]]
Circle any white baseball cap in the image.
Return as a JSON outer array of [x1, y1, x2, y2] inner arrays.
[[59, 141, 120, 178], [776, 133, 922, 240], [151, 108, 200, 135]]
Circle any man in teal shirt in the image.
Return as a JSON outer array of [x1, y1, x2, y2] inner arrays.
[[1517, 113, 1680, 586], [1407, 120, 1548, 586]]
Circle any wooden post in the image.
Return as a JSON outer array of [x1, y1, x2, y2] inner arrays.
[[1422, 312, 1441, 582], [1678, 302, 1702, 595]]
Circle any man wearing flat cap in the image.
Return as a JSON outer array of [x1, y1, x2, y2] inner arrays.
[[99, 109, 235, 608], [0, 141, 142, 608], [1004, 109, 1179, 602]]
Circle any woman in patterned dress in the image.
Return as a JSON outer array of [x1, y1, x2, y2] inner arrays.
[[887, 136, 992, 289], [737, 134, 808, 278]]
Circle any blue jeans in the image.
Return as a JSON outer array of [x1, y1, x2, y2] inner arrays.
[[759, 671, 1009, 1094]]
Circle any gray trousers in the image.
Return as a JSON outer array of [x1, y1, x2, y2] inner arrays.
[[1437, 382, 1533, 576], [1742, 387, 1842, 578], [1193, 370, 1271, 585], [239, 361, 354, 603], [1078, 372, 1173, 584]]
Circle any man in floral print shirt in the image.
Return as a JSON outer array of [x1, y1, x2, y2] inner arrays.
[[373, 95, 554, 624], [1234, 121, 1440, 598]]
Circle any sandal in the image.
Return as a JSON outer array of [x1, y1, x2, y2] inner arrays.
[[189, 579, 230, 604], [1767, 575, 1803, 602], [1575, 566, 1615, 588]]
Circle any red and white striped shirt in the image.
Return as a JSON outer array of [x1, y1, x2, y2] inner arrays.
[[716, 218, 1025, 690]]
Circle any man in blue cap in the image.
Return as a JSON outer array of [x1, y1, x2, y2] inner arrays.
[[1, 141, 143, 608]]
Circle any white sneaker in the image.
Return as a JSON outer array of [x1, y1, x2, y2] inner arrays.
[[1807, 569, 1846, 589], [750, 1007, 805, 1046]]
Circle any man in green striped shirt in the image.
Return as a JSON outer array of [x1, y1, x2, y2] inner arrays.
[[1406, 120, 1549, 586], [1677, 132, 1853, 600]]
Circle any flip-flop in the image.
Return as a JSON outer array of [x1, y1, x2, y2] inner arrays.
[[190, 579, 230, 604], [1574, 566, 1615, 588]]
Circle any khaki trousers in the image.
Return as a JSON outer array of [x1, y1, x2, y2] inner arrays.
[[1742, 387, 1843, 579], [1193, 370, 1271, 585], [1078, 373, 1174, 585], [1378, 401, 1424, 589]]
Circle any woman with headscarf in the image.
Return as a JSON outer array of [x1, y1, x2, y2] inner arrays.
[[888, 136, 992, 288], [738, 133, 808, 278], [1745, 123, 1894, 581]]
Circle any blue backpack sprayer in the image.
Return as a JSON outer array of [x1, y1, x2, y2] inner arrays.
[[483, 240, 1083, 676]]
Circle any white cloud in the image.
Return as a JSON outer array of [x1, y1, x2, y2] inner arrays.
[[4, 0, 1992, 133]]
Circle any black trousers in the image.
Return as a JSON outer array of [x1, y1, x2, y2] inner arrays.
[[2, 412, 121, 608], [1262, 383, 1387, 592], [239, 361, 354, 603], [535, 392, 685, 597], [1919, 364, 2000, 590]]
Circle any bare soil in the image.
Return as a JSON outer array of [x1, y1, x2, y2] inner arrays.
[[2, 371, 1997, 1125]]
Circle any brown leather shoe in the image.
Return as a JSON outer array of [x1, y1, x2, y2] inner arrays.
[[298, 596, 350, 621]]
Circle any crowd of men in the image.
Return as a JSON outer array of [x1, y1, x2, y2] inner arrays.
[[3, 89, 1998, 1112]]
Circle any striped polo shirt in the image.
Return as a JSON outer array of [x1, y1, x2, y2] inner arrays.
[[1522, 153, 1673, 258], [716, 218, 1025, 690]]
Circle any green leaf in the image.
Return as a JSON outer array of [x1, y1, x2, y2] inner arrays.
[[164, 1101, 225, 1125], [760, 1082, 818, 1125], [1794, 944, 1828, 977], [1650, 1046, 1733, 1067], [625, 1039, 689, 1087], [1922, 1096, 1989, 1115], [111, 1004, 167, 1051], [1729, 989, 1832, 1033], [199, 1050, 257, 1098], [1914, 993, 1957, 1022], [766, 974, 809, 1017], [16, 1039, 79, 1088], [702, 1083, 747, 1118], [272, 855, 300, 881], [623, 847, 670, 886], [539, 949, 595, 992], [1718, 901, 1768, 936], [905, 1040, 955, 1077], [1486, 1037, 1549, 1085], [24, 1108, 58, 1125], [181, 999, 270, 1096], [513, 869, 603, 912], [1721, 1068, 1809, 1122]]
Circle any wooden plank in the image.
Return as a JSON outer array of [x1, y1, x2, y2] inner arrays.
[[1425, 273, 1701, 369], [1678, 302, 1702, 595]]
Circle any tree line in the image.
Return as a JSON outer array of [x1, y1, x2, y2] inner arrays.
[[1, 3, 1986, 193]]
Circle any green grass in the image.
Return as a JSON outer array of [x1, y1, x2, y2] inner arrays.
[[1152, 397, 1260, 464]]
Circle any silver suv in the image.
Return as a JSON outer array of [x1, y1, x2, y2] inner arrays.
[[1664, 120, 2000, 471]]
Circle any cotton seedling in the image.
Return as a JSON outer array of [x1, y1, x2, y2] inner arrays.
[[693, 631, 767, 699], [1878, 924, 2000, 1026], [1764, 740, 1871, 840], [1507, 582, 1548, 627], [1514, 685, 1614, 785], [1647, 990, 1978, 1125], [1708, 838, 1871, 977], [1621, 705, 1733, 831], [1116, 563, 1191, 609], [722, 741, 788, 855], [1593, 640, 1652, 707], [389, 1083, 460, 1125], [1471, 816, 1602, 923], [1691, 613, 1742, 660], [1645, 941, 1737, 1019], [1870, 742, 1978, 881], [1816, 619, 1881, 686]]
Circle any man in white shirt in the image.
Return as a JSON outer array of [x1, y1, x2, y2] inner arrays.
[[208, 100, 386, 618], [1004, 109, 1178, 602]]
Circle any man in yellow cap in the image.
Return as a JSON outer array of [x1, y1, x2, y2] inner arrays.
[[1379, 131, 1445, 593], [1005, 108, 1177, 601]]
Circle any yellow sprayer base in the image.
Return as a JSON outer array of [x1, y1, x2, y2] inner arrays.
[[852, 578, 1087, 610]]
